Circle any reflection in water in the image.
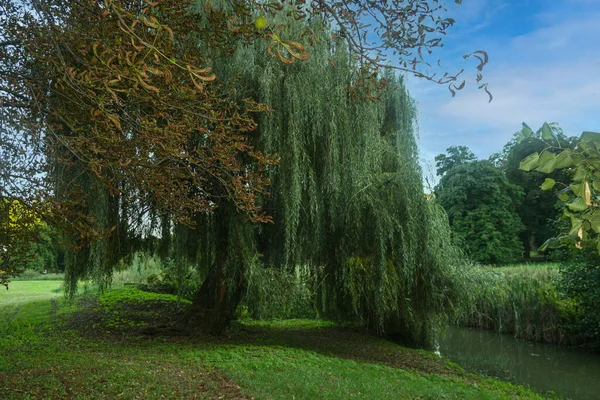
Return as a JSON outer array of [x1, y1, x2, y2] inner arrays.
[[438, 326, 600, 400]]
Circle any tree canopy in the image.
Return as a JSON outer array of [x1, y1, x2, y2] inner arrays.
[[494, 123, 575, 258], [1, 0, 486, 346], [434, 145, 476, 176], [435, 159, 524, 264], [171, 17, 468, 345]]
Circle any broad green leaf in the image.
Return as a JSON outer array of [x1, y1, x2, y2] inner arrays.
[[521, 122, 533, 136], [568, 197, 588, 212], [568, 218, 582, 235], [516, 123, 533, 144], [558, 192, 570, 202], [593, 180, 600, 192], [541, 122, 555, 142], [535, 151, 556, 174], [582, 220, 591, 232], [554, 150, 573, 169], [578, 141, 600, 158], [519, 153, 540, 171], [573, 165, 586, 181], [540, 178, 555, 190], [580, 131, 600, 145], [571, 153, 584, 167], [583, 213, 600, 233], [570, 182, 585, 197]]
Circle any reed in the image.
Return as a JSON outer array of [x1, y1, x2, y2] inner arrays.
[[111, 253, 164, 285], [459, 263, 571, 344]]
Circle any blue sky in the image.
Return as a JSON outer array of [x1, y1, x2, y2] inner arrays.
[[406, 0, 600, 182]]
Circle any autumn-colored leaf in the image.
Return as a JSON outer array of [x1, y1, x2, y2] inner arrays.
[[107, 113, 122, 131], [138, 77, 160, 93], [277, 45, 295, 64]]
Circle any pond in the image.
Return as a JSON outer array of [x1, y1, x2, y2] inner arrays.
[[438, 326, 600, 400]]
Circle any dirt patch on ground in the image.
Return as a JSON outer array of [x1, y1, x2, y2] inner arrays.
[[65, 296, 188, 338]]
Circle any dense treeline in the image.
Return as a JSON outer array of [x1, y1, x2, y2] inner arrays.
[[435, 124, 600, 349], [434, 123, 576, 265]]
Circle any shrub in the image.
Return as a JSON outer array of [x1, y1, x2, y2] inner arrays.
[[111, 253, 163, 285], [15, 270, 64, 281], [557, 251, 600, 348], [143, 258, 201, 301], [243, 261, 320, 320], [112, 254, 200, 301]]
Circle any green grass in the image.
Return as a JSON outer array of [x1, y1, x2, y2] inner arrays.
[[0, 281, 552, 399], [0, 280, 63, 306]]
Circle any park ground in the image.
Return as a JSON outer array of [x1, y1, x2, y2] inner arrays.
[[0, 279, 555, 399]]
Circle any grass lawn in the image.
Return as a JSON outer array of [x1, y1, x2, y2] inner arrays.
[[0, 280, 63, 303], [0, 281, 553, 399]]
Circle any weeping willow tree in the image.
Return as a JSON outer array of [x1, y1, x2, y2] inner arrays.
[[3, 0, 471, 346], [174, 16, 467, 346]]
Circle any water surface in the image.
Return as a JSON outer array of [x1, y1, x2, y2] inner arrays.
[[438, 326, 600, 400]]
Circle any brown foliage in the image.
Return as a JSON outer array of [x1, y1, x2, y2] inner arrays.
[[1, 0, 279, 251]]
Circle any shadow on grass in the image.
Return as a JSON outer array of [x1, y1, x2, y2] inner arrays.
[[65, 288, 461, 378]]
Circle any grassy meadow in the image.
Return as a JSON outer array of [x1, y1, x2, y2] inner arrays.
[[0, 279, 553, 399]]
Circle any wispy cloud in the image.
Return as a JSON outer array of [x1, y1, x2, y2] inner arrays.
[[411, 0, 600, 174]]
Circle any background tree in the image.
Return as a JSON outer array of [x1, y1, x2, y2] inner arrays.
[[494, 123, 576, 258], [435, 159, 524, 264], [0, 199, 39, 288], [434, 145, 476, 176]]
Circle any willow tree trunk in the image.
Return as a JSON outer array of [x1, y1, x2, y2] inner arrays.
[[181, 209, 248, 335], [183, 262, 246, 334]]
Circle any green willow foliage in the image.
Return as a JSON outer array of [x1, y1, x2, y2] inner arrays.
[[204, 16, 468, 346], [59, 8, 467, 346]]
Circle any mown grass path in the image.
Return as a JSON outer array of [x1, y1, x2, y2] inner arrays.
[[0, 282, 553, 399]]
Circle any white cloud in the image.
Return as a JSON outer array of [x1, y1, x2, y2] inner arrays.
[[411, 6, 600, 169], [511, 13, 600, 57], [440, 62, 600, 125]]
